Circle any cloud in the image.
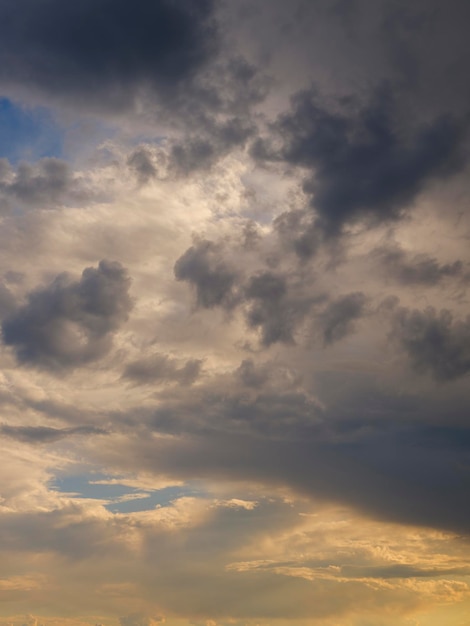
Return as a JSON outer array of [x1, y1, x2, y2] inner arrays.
[[127, 148, 159, 184], [319, 292, 367, 345], [253, 86, 466, 237], [174, 240, 240, 309], [169, 116, 255, 174], [123, 354, 202, 386], [244, 271, 317, 346], [2, 260, 132, 370], [0, 0, 218, 112], [374, 244, 465, 286], [0, 157, 71, 209], [391, 306, 470, 380], [0, 425, 106, 444]]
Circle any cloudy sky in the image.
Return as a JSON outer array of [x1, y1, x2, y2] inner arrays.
[[0, 1, 469, 625]]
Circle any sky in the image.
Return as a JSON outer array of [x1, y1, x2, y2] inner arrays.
[[0, 1, 469, 625]]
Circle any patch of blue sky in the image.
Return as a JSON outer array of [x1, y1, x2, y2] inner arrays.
[[0, 97, 64, 163], [51, 473, 204, 513]]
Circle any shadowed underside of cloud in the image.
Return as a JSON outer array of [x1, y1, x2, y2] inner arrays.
[[0, 0, 217, 111], [253, 86, 467, 240], [106, 378, 470, 534], [2, 260, 132, 369]]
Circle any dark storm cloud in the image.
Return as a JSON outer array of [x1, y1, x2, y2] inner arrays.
[[123, 353, 202, 386], [253, 86, 467, 236], [319, 292, 367, 345], [174, 240, 240, 309], [0, 0, 217, 111], [2, 260, 132, 369], [0, 424, 106, 443], [392, 306, 470, 381], [374, 244, 465, 286]]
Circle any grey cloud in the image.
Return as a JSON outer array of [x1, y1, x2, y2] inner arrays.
[[123, 354, 202, 386], [174, 240, 240, 309], [244, 272, 300, 346], [0, 157, 72, 209], [374, 244, 464, 286], [274, 209, 322, 260], [169, 116, 254, 174], [391, 306, 470, 381], [105, 381, 470, 534], [0, 424, 106, 444], [175, 242, 326, 346], [0, 0, 218, 112], [2, 260, 132, 370], [236, 359, 270, 389], [254, 86, 466, 236], [319, 292, 367, 345], [0, 282, 16, 318]]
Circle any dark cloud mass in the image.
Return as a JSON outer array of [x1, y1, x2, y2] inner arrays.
[[2, 260, 132, 369], [0, 0, 217, 110], [254, 87, 467, 235]]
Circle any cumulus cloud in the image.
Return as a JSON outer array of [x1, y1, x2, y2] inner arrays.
[[2, 260, 132, 369]]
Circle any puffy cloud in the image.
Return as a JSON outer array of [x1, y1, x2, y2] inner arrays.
[[2, 260, 132, 370]]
